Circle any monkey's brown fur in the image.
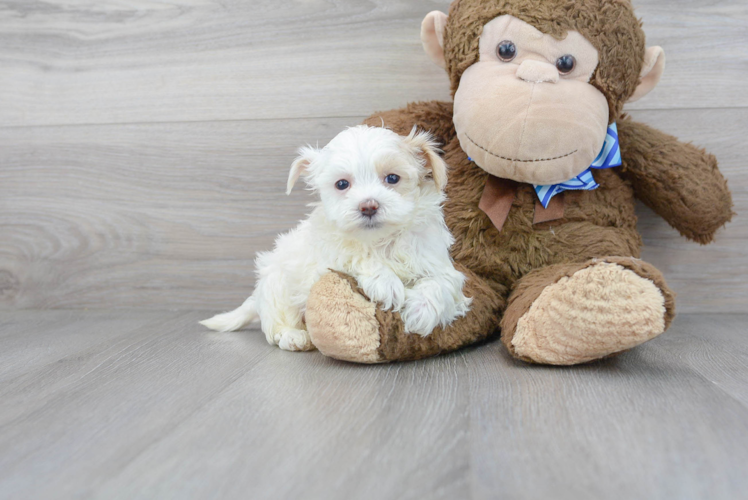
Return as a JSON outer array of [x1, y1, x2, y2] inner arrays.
[[304, 0, 733, 364]]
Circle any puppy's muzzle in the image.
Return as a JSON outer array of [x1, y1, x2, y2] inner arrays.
[[359, 199, 379, 218]]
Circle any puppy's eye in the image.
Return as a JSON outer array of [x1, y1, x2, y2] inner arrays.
[[497, 41, 517, 62], [385, 174, 400, 185], [556, 55, 576, 74], [335, 180, 350, 190]]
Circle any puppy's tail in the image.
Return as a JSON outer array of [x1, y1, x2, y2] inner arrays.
[[199, 296, 258, 333]]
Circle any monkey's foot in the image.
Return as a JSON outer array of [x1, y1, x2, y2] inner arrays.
[[306, 269, 504, 364], [501, 258, 676, 366], [305, 272, 383, 363]]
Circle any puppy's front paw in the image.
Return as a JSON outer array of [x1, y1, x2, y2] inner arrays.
[[402, 290, 442, 336], [360, 273, 406, 312], [273, 328, 315, 352]]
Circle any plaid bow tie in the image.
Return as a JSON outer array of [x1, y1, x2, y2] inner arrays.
[[533, 123, 622, 208]]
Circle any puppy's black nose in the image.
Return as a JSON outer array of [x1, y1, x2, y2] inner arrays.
[[359, 200, 379, 218]]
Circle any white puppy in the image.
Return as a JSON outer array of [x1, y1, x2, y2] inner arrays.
[[200, 125, 471, 351]]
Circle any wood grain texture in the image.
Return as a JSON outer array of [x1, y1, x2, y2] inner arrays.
[[0, 310, 746, 499], [646, 314, 748, 407], [1, 3, 745, 498], [0, 117, 359, 309], [0, 0, 746, 128], [0, 108, 745, 312], [466, 324, 748, 500]]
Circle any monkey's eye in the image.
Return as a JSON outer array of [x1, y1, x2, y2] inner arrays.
[[385, 174, 400, 185], [556, 55, 576, 74], [335, 179, 350, 190], [497, 41, 517, 62]]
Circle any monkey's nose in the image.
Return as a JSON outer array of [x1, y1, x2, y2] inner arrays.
[[516, 59, 559, 84], [359, 200, 379, 218]]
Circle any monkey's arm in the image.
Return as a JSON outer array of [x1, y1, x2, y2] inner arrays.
[[363, 101, 456, 148], [617, 118, 733, 244]]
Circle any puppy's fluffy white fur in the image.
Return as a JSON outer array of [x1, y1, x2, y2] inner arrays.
[[200, 125, 471, 351]]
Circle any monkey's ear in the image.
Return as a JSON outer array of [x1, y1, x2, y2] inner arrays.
[[405, 127, 448, 192], [421, 11, 449, 70], [628, 46, 666, 103], [286, 147, 318, 195]]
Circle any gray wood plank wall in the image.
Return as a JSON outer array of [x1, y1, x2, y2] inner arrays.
[[1, 0, 746, 312]]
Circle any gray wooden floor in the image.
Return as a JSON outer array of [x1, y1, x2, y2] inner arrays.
[[0, 311, 746, 500]]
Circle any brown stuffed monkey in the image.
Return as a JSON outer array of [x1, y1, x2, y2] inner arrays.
[[304, 0, 733, 365]]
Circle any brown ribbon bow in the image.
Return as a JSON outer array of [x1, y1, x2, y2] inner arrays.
[[478, 175, 565, 231]]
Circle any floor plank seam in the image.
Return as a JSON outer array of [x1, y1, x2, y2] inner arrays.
[[89, 345, 276, 488], [0, 106, 746, 132], [648, 341, 748, 411]]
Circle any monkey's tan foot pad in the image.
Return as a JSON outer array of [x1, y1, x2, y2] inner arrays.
[[509, 262, 668, 366], [306, 272, 385, 364]]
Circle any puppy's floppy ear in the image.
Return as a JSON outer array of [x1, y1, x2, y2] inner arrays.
[[286, 146, 319, 195], [404, 126, 448, 192]]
